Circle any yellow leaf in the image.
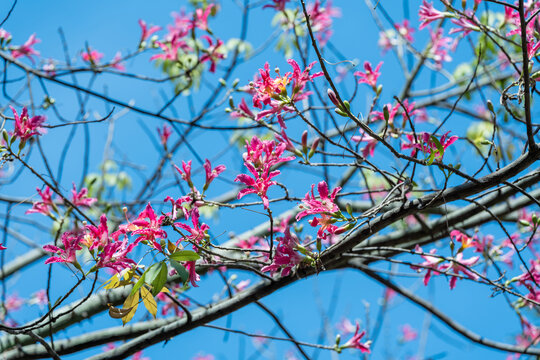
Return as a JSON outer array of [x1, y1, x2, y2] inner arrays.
[[103, 274, 120, 290], [159, 286, 170, 294], [141, 287, 157, 319], [122, 290, 139, 325]]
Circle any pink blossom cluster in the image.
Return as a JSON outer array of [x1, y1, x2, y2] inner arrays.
[[411, 242, 479, 290], [248, 59, 323, 128], [147, 3, 225, 73], [306, 0, 341, 46], [261, 226, 304, 277], [235, 135, 295, 209], [401, 131, 458, 160], [26, 184, 95, 218], [296, 181, 348, 241]]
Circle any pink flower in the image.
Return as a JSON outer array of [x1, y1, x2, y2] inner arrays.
[[378, 31, 394, 53], [29, 289, 48, 308], [419, 1, 447, 29], [336, 318, 357, 335], [354, 61, 382, 89], [400, 324, 418, 342], [411, 245, 443, 286], [71, 184, 97, 207], [84, 214, 111, 249], [263, 0, 289, 11], [131, 351, 150, 360], [401, 131, 458, 160], [110, 52, 125, 71], [26, 186, 54, 216], [261, 226, 303, 277], [235, 161, 279, 209], [429, 28, 453, 68], [131, 203, 167, 251], [175, 208, 209, 245], [157, 124, 172, 146], [174, 160, 193, 188], [185, 260, 200, 287], [0, 28, 12, 44], [343, 322, 371, 353], [193, 4, 215, 31], [235, 279, 251, 292], [438, 253, 479, 289], [0, 243, 5, 250], [96, 233, 137, 273], [307, 0, 341, 46], [157, 291, 190, 316], [200, 36, 225, 73], [251, 60, 322, 128], [235, 136, 294, 209], [138, 19, 161, 43], [351, 132, 377, 158], [395, 20, 415, 43], [203, 158, 226, 191], [192, 354, 214, 360], [43, 231, 83, 265], [5, 293, 23, 312], [10, 34, 40, 62], [242, 135, 295, 168], [296, 181, 342, 240], [150, 34, 189, 62], [449, 12, 479, 36], [231, 98, 255, 119], [81, 49, 104, 65], [450, 230, 476, 249], [10, 106, 46, 141]]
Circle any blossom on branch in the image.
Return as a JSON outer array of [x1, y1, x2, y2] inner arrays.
[[10, 34, 40, 62], [10, 106, 46, 141], [354, 61, 383, 90], [26, 186, 54, 216], [43, 232, 83, 266]]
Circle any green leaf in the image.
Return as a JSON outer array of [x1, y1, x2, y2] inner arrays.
[[130, 272, 146, 296], [145, 262, 168, 296], [170, 260, 189, 284], [429, 135, 445, 160], [169, 250, 200, 262]]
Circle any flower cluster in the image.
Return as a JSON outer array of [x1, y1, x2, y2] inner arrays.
[[296, 181, 349, 242], [248, 59, 323, 128], [148, 3, 226, 73], [401, 131, 457, 161], [235, 136, 295, 209], [411, 242, 479, 290], [26, 184, 95, 218], [261, 226, 304, 277]]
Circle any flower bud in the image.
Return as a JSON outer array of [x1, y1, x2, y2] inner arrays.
[[301, 130, 308, 151], [308, 137, 320, 159], [327, 88, 340, 107]]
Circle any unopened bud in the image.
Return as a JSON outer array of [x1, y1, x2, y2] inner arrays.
[[2, 129, 8, 143], [301, 130, 308, 150], [327, 88, 339, 107], [486, 100, 494, 114], [218, 78, 227, 87], [383, 105, 390, 122], [308, 137, 320, 159], [232, 78, 240, 88]]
